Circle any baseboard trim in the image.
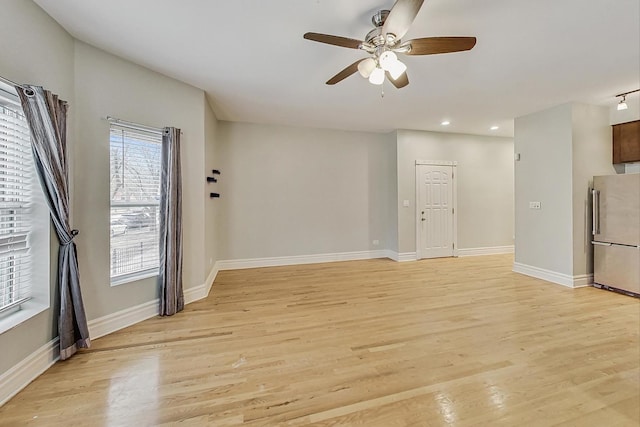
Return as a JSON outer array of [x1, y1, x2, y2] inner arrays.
[[397, 252, 417, 262], [458, 245, 514, 257], [0, 337, 59, 407], [513, 262, 592, 288], [572, 274, 594, 288], [216, 250, 388, 270], [204, 262, 220, 296], [386, 251, 417, 262], [184, 263, 220, 303], [87, 299, 159, 340]]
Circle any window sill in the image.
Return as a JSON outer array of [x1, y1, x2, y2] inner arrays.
[[111, 269, 158, 287], [0, 300, 49, 335]]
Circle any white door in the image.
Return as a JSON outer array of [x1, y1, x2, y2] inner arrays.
[[416, 163, 456, 259]]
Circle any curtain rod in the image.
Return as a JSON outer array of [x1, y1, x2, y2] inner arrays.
[[106, 116, 164, 135], [106, 116, 183, 135], [0, 74, 28, 90]]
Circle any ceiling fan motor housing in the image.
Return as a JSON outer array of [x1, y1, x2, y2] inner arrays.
[[372, 10, 390, 27], [366, 10, 400, 48]]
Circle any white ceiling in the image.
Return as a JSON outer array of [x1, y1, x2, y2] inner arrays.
[[34, 0, 640, 137]]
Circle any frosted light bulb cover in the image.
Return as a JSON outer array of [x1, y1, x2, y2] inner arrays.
[[358, 58, 376, 78], [379, 51, 398, 71], [617, 100, 628, 111], [369, 67, 385, 85], [388, 60, 407, 80]]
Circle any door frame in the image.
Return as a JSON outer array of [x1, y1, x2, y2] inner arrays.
[[415, 160, 458, 259]]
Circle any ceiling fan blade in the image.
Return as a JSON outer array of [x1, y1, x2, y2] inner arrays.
[[405, 37, 477, 55], [382, 0, 425, 41], [326, 60, 363, 85], [304, 32, 363, 49], [386, 71, 409, 89]]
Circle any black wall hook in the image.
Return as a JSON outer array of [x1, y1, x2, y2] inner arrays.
[[207, 170, 221, 199], [206, 169, 221, 183]]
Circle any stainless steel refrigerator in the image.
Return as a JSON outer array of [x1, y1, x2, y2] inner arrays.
[[592, 174, 640, 296]]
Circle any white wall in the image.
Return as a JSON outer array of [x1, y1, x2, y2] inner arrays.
[[396, 130, 515, 254], [215, 122, 395, 260], [73, 41, 208, 319], [0, 0, 75, 375]]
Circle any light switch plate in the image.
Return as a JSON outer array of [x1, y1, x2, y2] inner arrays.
[[403, 200, 410, 207]]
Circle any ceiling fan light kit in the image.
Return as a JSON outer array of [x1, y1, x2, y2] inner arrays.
[[303, 0, 477, 89], [369, 67, 386, 85], [357, 58, 376, 78]]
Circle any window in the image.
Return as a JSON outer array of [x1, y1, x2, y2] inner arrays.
[[109, 123, 162, 285], [0, 87, 33, 313], [0, 83, 48, 334]]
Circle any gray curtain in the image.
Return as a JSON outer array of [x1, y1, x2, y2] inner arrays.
[[159, 127, 183, 316], [16, 85, 90, 360]]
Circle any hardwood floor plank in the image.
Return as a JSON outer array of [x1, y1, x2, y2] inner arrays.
[[0, 255, 638, 426]]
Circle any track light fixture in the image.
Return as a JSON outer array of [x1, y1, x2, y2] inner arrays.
[[617, 95, 628, 111], [615, 89, 639, 111]]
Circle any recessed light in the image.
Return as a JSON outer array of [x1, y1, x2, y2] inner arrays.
[[441, 121, 450, 126], [490, 125, 499, 131]]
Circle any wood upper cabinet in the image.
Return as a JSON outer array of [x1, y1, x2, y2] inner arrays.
[[613, 120, 640, 164]]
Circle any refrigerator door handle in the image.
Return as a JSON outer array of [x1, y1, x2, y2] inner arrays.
[[591, 241, 612, 246], [592, 189, 600, 236]]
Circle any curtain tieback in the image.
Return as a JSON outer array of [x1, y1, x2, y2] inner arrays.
[[61, 229, 79, 246]]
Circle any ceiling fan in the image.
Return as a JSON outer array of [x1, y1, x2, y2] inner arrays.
[[303, 0, 476, 89]]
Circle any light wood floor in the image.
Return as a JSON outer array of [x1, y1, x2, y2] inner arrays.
[[1, 255, 639, 426]]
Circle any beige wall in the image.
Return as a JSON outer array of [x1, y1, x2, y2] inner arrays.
[[396, 130, 515, 254], [0, 0, 75, 375], [73, 41, 208, 319], [215, 121, 395, 260]]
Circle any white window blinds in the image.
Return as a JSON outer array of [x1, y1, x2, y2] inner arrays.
[[109, 124, 162, 282], [0, 91, 33, 313]]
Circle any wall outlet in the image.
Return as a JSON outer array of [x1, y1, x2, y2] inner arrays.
[[529, 201, 541, 210], [209, 257, 213, 266], [373, 240, 379, 246]]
